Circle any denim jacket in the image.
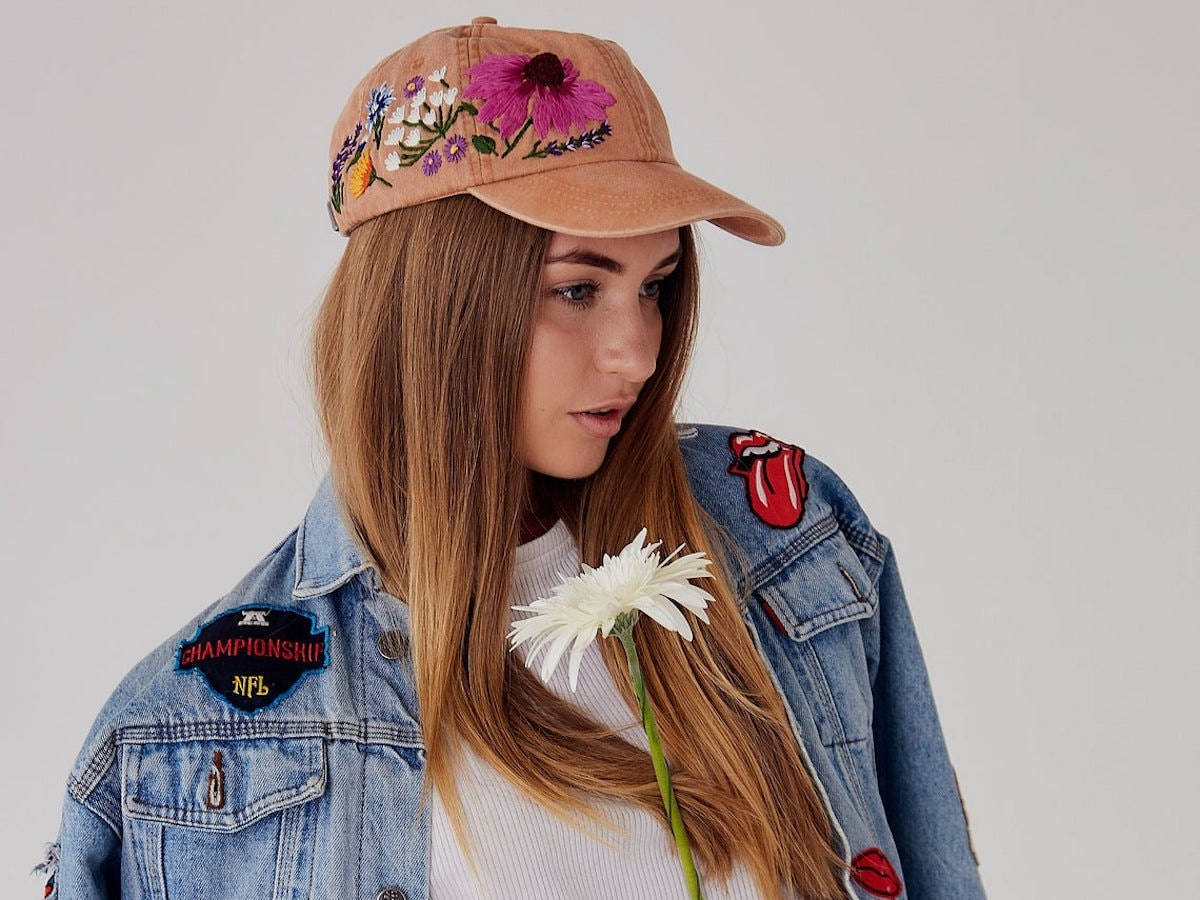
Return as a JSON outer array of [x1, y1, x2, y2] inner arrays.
[[49, 424, 985, 899]]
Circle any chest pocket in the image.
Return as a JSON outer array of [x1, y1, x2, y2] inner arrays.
[[122, 736, 326, 900], [750, 517, 878, 747]]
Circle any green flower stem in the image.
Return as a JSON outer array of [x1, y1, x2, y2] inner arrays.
[[614, 623, 703, 900], [501, 118, 534, 158]]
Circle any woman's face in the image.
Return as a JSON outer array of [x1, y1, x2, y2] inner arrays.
[[517, 228, 682, 480]]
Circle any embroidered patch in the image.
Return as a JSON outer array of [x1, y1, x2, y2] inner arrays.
[[850, 847, 903, 899], [33, 842, 59, 898], [175, 605, 329, 713], [726, 430, 808, 528], [330, 53, 616, 211]]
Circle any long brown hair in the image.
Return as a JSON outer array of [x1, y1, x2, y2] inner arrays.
[[311, 195, 845, 899]]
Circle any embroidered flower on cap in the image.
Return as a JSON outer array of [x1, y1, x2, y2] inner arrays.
[[402, 75, 425, 99], [463, 52, 615, 143], [444, 134, 468, 163], [365, 83, 395, 146], [329, 54, 616, 212]]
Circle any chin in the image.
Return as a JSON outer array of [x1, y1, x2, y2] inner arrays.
[[524, 447, 609, 480]]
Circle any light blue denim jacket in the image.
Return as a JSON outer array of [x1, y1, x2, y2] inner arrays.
[[50, 424, 985, 899]]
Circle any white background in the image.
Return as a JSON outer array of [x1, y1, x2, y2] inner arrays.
[[3, 1, 1197, 897]]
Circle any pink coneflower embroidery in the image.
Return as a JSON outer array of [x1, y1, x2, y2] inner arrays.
[[444, 135, 467, 163], [463, 52, 615, 145]]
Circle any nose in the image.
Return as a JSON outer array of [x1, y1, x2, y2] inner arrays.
[[594, 296, 661, 383]]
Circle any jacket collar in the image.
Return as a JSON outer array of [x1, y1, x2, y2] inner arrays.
[[293, 472, 370, 599]]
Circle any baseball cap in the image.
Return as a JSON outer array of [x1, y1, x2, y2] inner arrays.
[[327, 17, 785, 245]]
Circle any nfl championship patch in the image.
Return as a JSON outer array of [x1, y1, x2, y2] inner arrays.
[[175, 605, 329, 713]]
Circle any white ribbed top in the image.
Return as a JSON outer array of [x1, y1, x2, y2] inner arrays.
[[429, 520, 760, 899]]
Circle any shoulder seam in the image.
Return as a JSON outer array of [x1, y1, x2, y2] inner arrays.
[[67, 733, 122, 834]]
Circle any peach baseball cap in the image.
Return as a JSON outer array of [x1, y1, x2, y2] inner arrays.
[[327, 17, 785, 245]]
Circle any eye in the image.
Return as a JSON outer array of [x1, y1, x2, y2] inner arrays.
[[640, 279, 666, 302], [553, 281, 599, 309]]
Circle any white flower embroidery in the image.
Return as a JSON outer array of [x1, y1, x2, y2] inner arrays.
[[403, 128, 421, 147], [422, 108, 437, 127], [410, 86, 426, 106], [384, 151, 401, 171], [387, 107, 406, 124], [405, 103, 421, 125], [429, 66, 447, 82], [383, 127, 404, 146], [429, 90, 444, 107], [509, 529, 714, 690], [443, 86, 458, 106]]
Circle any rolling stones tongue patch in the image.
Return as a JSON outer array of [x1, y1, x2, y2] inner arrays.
[[727, 430, 808, 528], [850, 847, 903, 898], [175, 605, 329, 713]]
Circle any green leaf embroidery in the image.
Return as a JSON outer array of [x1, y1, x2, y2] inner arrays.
[[472, 135, 497, 155]]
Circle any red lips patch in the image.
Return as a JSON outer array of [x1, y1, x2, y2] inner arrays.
[[850, 847, 903, 898], [727, 430, 808, 528]]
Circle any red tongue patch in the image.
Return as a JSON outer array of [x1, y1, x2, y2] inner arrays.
[[727, 430, 808, 528], [850, 847, 903, 898]]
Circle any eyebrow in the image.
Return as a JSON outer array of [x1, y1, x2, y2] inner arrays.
[[543, 245, 684, 275]]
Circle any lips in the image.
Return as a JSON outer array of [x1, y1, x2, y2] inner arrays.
[[850, 847, 903, 898], [727, 430, 808, 528]]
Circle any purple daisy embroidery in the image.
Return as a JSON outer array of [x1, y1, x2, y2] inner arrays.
[[462, 52, 615, 142], [402, 75, 425, 99], [444, 135, 467, 163], [422, 149, 442, 176]]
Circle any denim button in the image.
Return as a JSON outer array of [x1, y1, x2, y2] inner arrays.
[[376, 890, 407, 900], [376, 630, 408, 660]]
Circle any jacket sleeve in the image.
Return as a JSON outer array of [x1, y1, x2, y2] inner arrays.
[[50, 735, 123, 899], [868, 534, 987, 898], [51, 795, 121, 898]]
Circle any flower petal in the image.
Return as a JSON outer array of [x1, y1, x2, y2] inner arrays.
[[632, 596, 693, 639]]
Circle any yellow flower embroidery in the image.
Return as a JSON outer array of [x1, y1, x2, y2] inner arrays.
[[348, 151, 375, 198]]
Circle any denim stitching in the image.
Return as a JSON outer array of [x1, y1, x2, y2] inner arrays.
[[273, 802, 299, 900], [799, 642, 874, 822], [746, 513, 839, 590], [72, 732, 117, 799], [116, 720, 423, 747]]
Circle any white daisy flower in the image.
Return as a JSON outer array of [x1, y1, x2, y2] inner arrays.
[[422, 108, 437, 128], [387, 107, 406, 124], [411, 86, 427, 107], [429, 65, 447, 82], [443, 86, 458, 106], [509, 529, 714, 691], [405, 103, 421, 125], [403, 128, 421, 147], [384, 151, 401, 171], [429, 90, 444, 107], [383, 127, 404, 146]]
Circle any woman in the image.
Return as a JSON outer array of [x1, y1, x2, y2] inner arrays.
[[46, 18, 984, 900]]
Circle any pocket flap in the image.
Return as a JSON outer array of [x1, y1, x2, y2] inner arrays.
[[123, 737, 326, 832], [753, 518, 877, 641]]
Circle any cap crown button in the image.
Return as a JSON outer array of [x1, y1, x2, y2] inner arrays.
[[471, 16, 498, 25], [376, 890, 407, 900]]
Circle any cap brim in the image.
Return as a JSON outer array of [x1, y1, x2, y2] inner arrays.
[[467, 160, 785, 246]]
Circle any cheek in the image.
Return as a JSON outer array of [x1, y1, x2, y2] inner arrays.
[[520, 317, 582, 421], [648, 305, 665, 362]]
